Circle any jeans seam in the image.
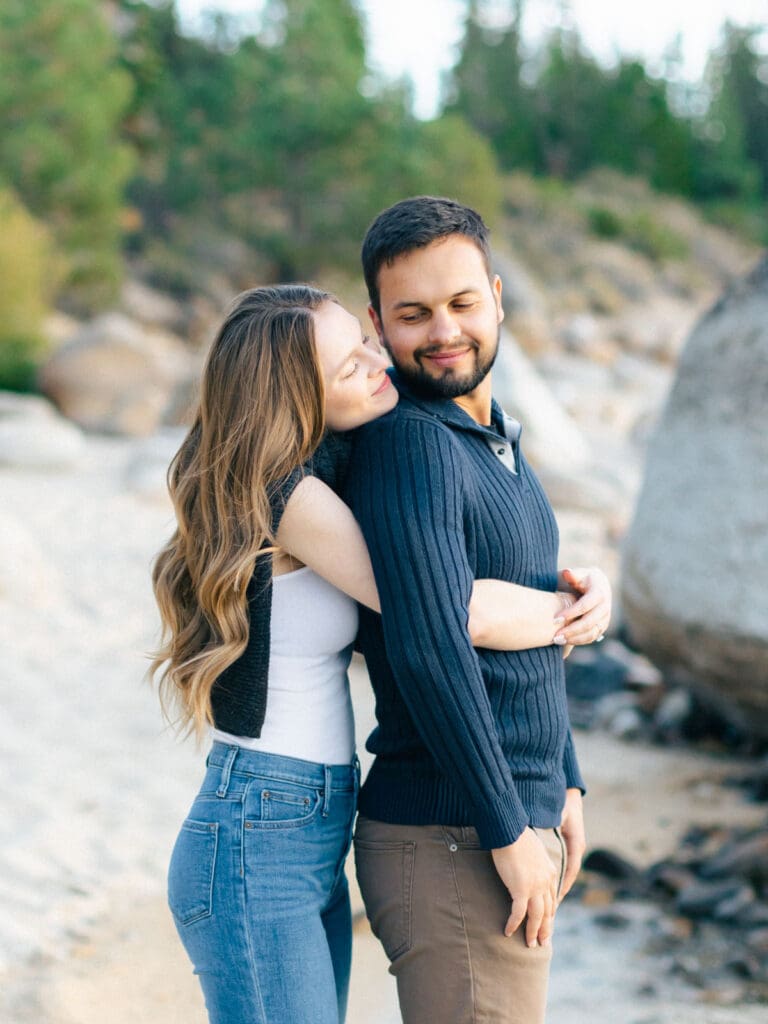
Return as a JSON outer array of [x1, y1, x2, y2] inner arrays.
[[553, 827, 567, 899], [241, 855, 268, 1023], [444, 836, 477, 1022]]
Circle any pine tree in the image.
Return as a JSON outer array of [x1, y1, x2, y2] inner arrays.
[[0, 0, 134, 306]]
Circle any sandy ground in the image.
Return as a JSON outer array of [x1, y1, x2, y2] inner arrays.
[[1, 431, 765, 1023]]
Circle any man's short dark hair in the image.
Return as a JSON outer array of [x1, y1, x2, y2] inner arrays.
[[361, 196, 492, 315]]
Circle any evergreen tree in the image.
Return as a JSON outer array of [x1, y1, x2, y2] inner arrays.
[[711, 23, 768, 197], [693, 22, 763, 202], [446, 0, 536, 171], [0, 0, 134, 305]]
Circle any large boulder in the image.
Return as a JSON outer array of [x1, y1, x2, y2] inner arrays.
[[621, 256, 768, 735], [495, 329, 592, 476], [39, 313, 193, 436]]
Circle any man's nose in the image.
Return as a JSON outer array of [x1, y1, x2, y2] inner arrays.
[[428, 308, 461, 345]]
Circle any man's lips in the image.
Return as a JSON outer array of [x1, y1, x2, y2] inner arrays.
[[422, 347, 472, 367]]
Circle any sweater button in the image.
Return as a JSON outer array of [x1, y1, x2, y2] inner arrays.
[[497, 447, 505, 456], [449, 843, 458, 853]]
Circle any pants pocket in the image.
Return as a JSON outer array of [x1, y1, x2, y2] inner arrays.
[[244, 781, 323, 830], [168, 819, 219, 926], [354, 832, 415, 962]]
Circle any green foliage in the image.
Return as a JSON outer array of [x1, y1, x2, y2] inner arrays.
[[586, 194, 689, 261], [446, 1, 536, 171], [446, 1, 766, 226], [692, 23, 766, 204], [587, 206, 623, 239], [0, 0, 134, 308], [0, 191, 61, 391], [119, 0, 502, 281]]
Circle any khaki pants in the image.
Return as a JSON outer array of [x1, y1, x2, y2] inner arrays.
[[354, 818, 567, 1024]]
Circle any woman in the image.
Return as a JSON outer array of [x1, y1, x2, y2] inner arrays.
[[152, 284, 608, 1024]]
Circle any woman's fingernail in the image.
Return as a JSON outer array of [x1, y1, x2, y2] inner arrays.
[[553, 617, 565, 626], [528, 940, 538, 949], [554, 635, 566, 645]]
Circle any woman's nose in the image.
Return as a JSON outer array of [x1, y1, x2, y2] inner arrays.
[[367, 346, 390, 374]]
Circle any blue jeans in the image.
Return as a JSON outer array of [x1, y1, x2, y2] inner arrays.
[[168, 742, 360, 1024]]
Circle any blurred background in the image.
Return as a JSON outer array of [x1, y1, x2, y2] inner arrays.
[[1, 1, 767, 1022]]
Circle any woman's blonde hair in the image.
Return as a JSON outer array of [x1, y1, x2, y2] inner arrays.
[[150, 284, 332, 737]]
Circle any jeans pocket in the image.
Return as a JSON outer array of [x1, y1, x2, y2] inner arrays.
[[354, 837, 415, 962], [244, 782, 322, 830], [168, 819, 219, 926]]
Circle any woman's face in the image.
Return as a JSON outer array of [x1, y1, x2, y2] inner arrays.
[[313, 300, 398, 431]]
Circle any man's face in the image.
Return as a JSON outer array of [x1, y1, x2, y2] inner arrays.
[[369, 235, 504, 400]]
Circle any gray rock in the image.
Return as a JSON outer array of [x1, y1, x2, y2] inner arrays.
[[0, 417, 85, 470], [712, 887, 758, 922], [583, 848, 643, 882], [675, 879, 751, 919], [621, 256, 768, 736], [0, 390, 85, 469], [39, 313, 194, 437], [494, 331, 593, 476], [646, 862, 698, 896], [120, 278, 186, 331], [591, 691, 646, 739], [654, 689, 695, 735], [699, 832, 768, 886]]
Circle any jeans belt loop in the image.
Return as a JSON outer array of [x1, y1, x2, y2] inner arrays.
[[322, 765, 332, 817], [216, 745, 238, 798]]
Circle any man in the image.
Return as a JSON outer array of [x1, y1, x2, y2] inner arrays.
[[345, 196, 610, 1023]]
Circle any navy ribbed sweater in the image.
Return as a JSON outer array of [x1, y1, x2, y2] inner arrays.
[[345, 376, 584, 849]]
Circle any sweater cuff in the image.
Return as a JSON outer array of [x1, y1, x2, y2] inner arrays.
[[563, 732, 586, 794], [474, 789, 530, 850]]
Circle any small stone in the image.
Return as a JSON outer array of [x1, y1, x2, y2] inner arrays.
[[645, 861, 697, 897], [741, 902, 768, 928], [653, 688, 694, 736], [675, 879, 749, 919], [699, 831, 768, 886], [583, 848, 642, 881], [725, 952, 763, 979], [608, 705, 646, 740], [712, 886, 757, 922], [698, 985, 749, 1006], [671, 954, 708, 987], [593, 911, 631, 929], [580, 886, 616, 907]]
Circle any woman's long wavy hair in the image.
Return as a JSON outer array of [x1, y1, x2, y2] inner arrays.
[[150, 284, 332, 737]]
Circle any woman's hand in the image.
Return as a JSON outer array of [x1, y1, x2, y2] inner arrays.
[[552, 567, 612, 647]]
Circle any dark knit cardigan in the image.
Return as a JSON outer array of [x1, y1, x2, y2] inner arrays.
[[209, 434, 351, 735], [345, 375, 585, 850]]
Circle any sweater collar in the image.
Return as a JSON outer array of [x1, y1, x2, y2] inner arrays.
[[390, 368, 522, 446]]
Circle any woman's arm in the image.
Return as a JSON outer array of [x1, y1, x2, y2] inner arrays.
[[276, 477, 571, 651]]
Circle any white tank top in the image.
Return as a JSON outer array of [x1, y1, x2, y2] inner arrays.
[[211, 566, 358, 764]]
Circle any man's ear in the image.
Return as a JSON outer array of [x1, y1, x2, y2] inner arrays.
[[492, 275, 504, 325], [368, 303, 386, 344]]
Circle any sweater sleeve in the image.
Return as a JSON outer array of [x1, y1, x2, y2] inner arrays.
[[563, 727, 586, 794], [347, 415, 530, 848]]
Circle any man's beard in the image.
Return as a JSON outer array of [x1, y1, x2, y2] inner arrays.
[[385, 330, 500, 400]]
